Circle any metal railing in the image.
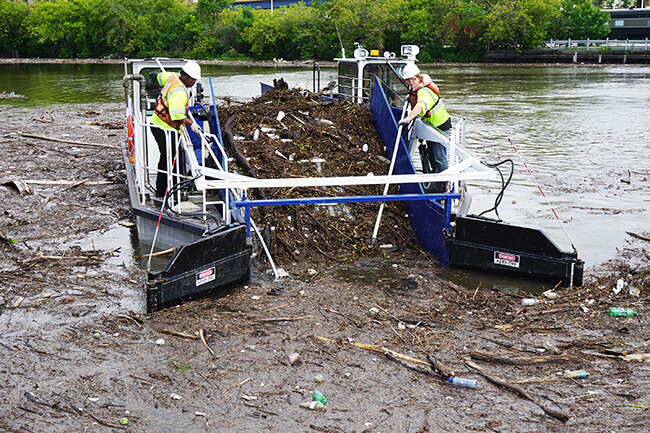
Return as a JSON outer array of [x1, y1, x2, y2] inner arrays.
[[136, 116, 232, 225], [546, 38, 649, 51]]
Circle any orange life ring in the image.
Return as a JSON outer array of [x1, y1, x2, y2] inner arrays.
[[126, 114, 135, 164]]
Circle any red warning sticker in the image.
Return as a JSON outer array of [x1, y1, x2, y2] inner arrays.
[[494, 252, 520, 268], [196, 267, 216, 286]]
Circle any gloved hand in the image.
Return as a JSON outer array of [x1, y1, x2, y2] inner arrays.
[[398, 118, 409, 127], [190, 122, 202, 135]]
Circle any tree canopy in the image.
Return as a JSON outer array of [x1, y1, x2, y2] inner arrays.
[[0, 0, 617, 61]]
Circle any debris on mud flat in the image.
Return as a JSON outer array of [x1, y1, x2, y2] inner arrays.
[[219, 87, 419, 266], [1, 103, 650, 432]]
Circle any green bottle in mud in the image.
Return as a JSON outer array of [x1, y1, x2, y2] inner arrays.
[[608, 307, 637, 317], [312, 390, 326, 405]]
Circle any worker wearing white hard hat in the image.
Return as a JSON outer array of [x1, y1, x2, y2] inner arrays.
[[401, 63, 420, 80], [182, 60, 202, 80], [399, 62, 451, 193], [150, 60, 203, 197]]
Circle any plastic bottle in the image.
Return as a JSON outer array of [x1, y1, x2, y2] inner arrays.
[[448, 377, 477, 389], [542, 290, 558, 299], [613, 279, 625, 295], [608, 307, 637, 317], [312, 390, 327, 405], [300, 401, 326, 411], [521, 298, 543, 306], [563, 370, 589, 379]]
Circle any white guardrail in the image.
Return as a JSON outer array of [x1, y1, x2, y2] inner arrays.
[[546, 38, 649, 51]]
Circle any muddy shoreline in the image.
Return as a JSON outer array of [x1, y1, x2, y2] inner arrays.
[[1, 105, 648, 432]]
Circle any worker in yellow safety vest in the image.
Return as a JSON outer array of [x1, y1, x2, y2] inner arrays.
[[398, 63, 450, 192], [151, 60, 202, 198]]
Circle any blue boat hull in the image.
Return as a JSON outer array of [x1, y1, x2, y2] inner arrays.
[[369, 80, 583, 286], [369, 83, 452, 266]]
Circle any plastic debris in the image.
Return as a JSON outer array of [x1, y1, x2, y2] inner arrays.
[[521, 298, 542, 306], [155, 338, 165, 346], [300, 401, 326, 411], [542, 290, 557, 299], [609, 307, 637, 317], [564, 370, 589, 379], [448, 377, 477, 388], [312, 390, 326, 405], [288, 352, 300, 364], [119, 417, 129, 425], [613, 279, 625, 295]]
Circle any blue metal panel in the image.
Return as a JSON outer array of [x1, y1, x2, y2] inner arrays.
[[236, 192, 460, 208], [369, 78, 451, 265]]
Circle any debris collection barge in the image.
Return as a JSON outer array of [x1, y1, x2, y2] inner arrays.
[[122, 50, 582, 312]]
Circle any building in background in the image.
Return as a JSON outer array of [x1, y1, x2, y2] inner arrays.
[[231, 0, 313, 9]]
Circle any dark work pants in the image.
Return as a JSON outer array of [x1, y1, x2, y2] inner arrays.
[[419, 128, 450, 193], [151, 126, 178, 197]]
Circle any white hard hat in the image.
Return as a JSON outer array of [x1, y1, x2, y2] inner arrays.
[[402, 63, 420, 80], [182, 60, 201, 80]]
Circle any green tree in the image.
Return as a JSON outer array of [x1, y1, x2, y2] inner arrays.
[[320, 0, 403, 54], [549, 0, 610, 39], [242, 3, 323, 60], [216, 7, 255, 58], [0, 0, 29, 53], [481, 0, 560, 48], [25, 0, 112, 57], [186, 0, 234, 58], [25, 0, 192, 58]]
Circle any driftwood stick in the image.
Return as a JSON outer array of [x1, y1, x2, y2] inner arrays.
[[385, 352, 442, 380], [465, 359, 569, 422], [261, 315, 313, 322], [161, 328, 198, 340], [17, 132, 119, 149], [23, 391, 120, 427], [312, 335, 430, 367], [470, 349, 581, 365], [23, 391, 78, 415], [325, 308, 361, 327], [63, 179, 89, 191], [135, 247, 176, 258], [117, 314, 142, 328], [626, 231, 650, 242], [199, 329, 218, 358], [426, 353, 455, 379], [24, 179, 114, 186], [129, 374, 153, 384]]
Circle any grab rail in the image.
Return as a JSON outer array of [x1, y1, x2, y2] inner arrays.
[[546, 38, 649, 51]]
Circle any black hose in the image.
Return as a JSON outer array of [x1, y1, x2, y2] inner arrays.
[[476, 158, 514, 221], [162, 174, 222, 233]]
